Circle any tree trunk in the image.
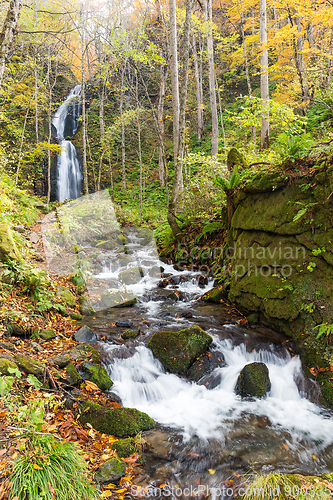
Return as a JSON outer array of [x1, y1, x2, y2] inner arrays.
[[216, 76, 226, 150], [192, 34, 204, 141], [158, 61, 167, 186], [15, 96, 34, 187], [0, 0, 23, 90], [203, 0, 219, 156], [99, 79, 106, 139], [81, 21, 88, 195], [260, 0, 269, 149], [120, 66, 126, 190]]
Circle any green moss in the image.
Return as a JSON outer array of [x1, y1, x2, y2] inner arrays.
[[65, 363, 81, 385], [111, 438, 136, 458], [78, 295, 95, 315], [235, 362, 271, 398], [38, 329, 55, 341], [94, 457, 126, 483], [70, 343, 101, 364], [118, 267, 144, 285], [317, 372, 333, 407], [14, 354, 45, 377], [121, 330, 140, 340], [227, 147, 247, 170], [81, 361, 113, 391], [78, 401, 155, 436], [0, 358, 19, 375], [0, 223, 21, 262], [100, 289, 137, 308], [148, 325, 213, 374]]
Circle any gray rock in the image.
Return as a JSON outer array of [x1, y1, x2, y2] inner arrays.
[[74, 325, 99, 343], [116, 320, 133, 328], [49, 353, 71, 368], [13, 225, 25, 234], [38, 329, 55, 341], [235, 362, 271, 398], [6, 322, 26, 337], [94, 457, 126, 484], [78, 295, 95, 315], [14, 354, 45, 377], [31, 342, 43, 353], [70, 343, 101, 364], [27, 231, 40, 244], [0, 341, 16, 351]]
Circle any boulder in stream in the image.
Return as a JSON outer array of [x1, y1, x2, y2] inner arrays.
[[78, 294, 95, 315], [235, 362, 271, 398], [74, 325, 99, 343], [118, 267, 144, 285], [70, 342, 101, 364], [81, 361, 113, 391], [100, 289, 137, 308], [148, 325, 213, 375], [78, 401, 155, 436]]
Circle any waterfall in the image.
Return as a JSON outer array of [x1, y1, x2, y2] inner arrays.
[[52, 85, 83, 202]]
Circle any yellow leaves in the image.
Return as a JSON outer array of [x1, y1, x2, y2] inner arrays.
[[33, 464, 43, 470], [101, 491, 113, 498], [208, 469, 216, 475]]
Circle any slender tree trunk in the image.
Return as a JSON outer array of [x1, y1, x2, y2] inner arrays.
[[15, 96, 34, 187], [158, 61, 167, 186], [260, 0, 269, 149], [240, 0, 256, 144], [34, 49, 39, 143], [216, 77, 226, 150], [81, 20, 88, 195], [328, 29, 333, 87], [192, 34, 204, 141], [97, 149, 105, 192], [99, 79, 106, 139], [204, 0, 219, 156], [295, 16, 309, 106], [120, 67, 126, 190], [0, 0, 23, 90]]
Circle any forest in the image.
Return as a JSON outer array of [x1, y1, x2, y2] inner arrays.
[[1, 0, 333, 499]]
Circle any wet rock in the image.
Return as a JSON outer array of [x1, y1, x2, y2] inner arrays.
[[0, 358, 19, 375], [119, 267, 144, 285], [38, 329, 55, 341], [317, 372, 333, 407], [70, 312, 83, 320], [14, 354, 45, 377], [203, 286, 228, 303], [100, 289, 137, 308], [95, 239, 117, 250], [122, 330, 140, 340], [119, 255, 132, 267], [78, 294, 95, 315], [235, 362, 271, 398], [158, 278, 169, 288], [148, 265, 164, 277], [197, 275, 209, 288], [49, 353, 71, 368], [116, 320, 133, 328], [65, 363, 81, 385], [169, 275, 190, 286], [81, 361, 113, 391], [70, 343, 101, 364], [187, 351, 225, 382], [74, 325, 99, 343], [94, 457, 126, 483], [180, 311, 192, 318], [31, 342, 43, 353], [247, 313, 259, 325], [0, 341, 16, 351], [256, 415, 271, 428], [78, 401, 155, 436], [6, 321, 26, 337], [57, 286, 76, 307], [148, 325, 213, 375], [111, 438, 137, 458]]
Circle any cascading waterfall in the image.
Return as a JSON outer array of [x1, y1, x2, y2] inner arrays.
[[51, 85, 83, 202]]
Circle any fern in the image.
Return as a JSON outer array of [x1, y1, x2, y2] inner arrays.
[[194, 221, 224, 243], [214, 167, 242, 193]]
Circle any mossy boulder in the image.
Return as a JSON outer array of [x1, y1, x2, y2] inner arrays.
[[38, 329, 55, 341], [70, 312, 83, 320], [14, 354, 45, 377], [81, 361, 113, 391], [57, 286, 76, 307], [49, 353, 71, 368], [0, 224, 21, 262], [94, 457, 126, 483], [111, 438, 137, 458], [69, 270, 86, 295], [235, 362, 271, 398], [95, 239, 117, 250], [227, 147, 247, 171], [203, 287, 228, 303], [78, 294, 95, 315], [70, 343, 101, 364], [65, 363, 81, 385], [148, 325, 213, 375], [100, 289, 137, 308], [6, 321, 26, 337], [118, 267, 144, 285], [74, 325, 99, 343], [0, 358, 19, 375], [317, 372, 333, 407], [148, 265, 164, 277], [78, 401, 155, 436], [121, 330, 139, 340]]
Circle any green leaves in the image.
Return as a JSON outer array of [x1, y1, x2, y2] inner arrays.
[[314, 323, 333, 340], [214, 167, 242, 193]]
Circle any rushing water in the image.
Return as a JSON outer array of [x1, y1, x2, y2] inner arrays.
[[51, 85, 83, 202], [75, 227, 333, 491]]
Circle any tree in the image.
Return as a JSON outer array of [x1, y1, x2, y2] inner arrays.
[[0, 0, 23, 90], [259, 0, 269, 149]]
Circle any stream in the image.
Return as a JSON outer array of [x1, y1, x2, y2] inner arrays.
[[74, 225, 333, 496]]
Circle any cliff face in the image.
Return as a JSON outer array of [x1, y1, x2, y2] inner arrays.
[[225, 166, 333, 401]]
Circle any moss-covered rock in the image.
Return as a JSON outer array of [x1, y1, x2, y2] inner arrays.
[[203, 287, 228, 303], [121, 330, 140, 340], [100, 289, 137, 308], [118, 267, 144, 285], [69, 312, 83, 320], [81, 361, 113, 391], [70, 343, 101, 363], [111, 438, 137, 458], [78, 401, 155, 436], [0, 223, 21, 262], [317, 372, 333, 407], [57, 286, 76, 307], [49, 353, 71, 368], [14, 354, 45, 377], [0, 357, 19, 375], [235, 362, 271, 398], [65, 363, 81, 385], [38, 329, 55, 341], [227, 147, 247, 171], [148, 325, 213, 374], [78, 294, 95, 315], [94, 457, 126, 483]]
